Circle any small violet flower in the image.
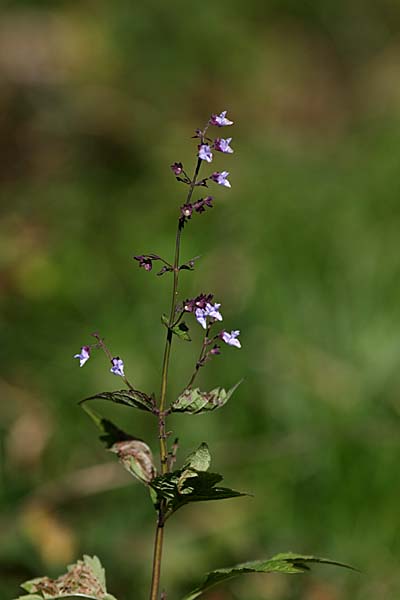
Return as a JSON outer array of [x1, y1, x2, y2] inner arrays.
[[110, 357, 125, 377], [214, 137, 234, 154], [74, 345, 91, 367], [171, 162, 183, 175], [134, 255, 153, 271], [205, 302, 223, 321], [198, 144, 213, 163], [210, 110, 234, 127], [211, 171, 231, 188], [221, 330, 241, 349], [195, 302, 223, 329], [195, 307, 208, 329]]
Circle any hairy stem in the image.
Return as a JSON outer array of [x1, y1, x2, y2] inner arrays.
[[149, 157, 203, 600]]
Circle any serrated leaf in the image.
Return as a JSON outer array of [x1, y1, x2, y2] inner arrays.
[[182, 552, 357, 600], [161, 314, 191, 341], [172, 381, 242, 414], [83, 556, 106, 590], [178, 443, 212, 492], [109, 439, 156, 483], [149, 444, 246, 515], [17, 555, 118, 600], [183, 442, 211, 472], [150, 465, 245, 516], [81, 389, 154, 413]]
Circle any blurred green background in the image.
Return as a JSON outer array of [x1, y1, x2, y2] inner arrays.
[[1, 1, 400, 599]]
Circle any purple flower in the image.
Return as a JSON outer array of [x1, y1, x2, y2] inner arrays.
[[214, 137, 234, 154], [110, 357, 125, 377], [195, 302, 223, 329], [211, 171, 231, 188], [205, 302, 223, 321], [210, 110, 234, 127], [171, 162, 183, 175], [195, 307, 208, 329], [198, 144, 213, 163], [74, 345, 91, 367], [221, 330, 241, 348], [134, 255, 153, 271]]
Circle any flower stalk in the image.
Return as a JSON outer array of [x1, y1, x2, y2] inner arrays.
[[72, 110, 239, 600]]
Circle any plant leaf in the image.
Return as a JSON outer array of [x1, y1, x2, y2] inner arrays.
[[82, 555, 106, 589], [178, 443, 212, 492], [182, 552, 357, 600], [81, 389, 154, 413], [161, 314, 191, 341], [109, 439, 156, 483], [172, 321, 191, 341], [150, 462, 246, 516], [17, 555, 118, 600], [81, 405, 156, 483], [182, 442, 211, 472], [172, 381, 242, 414]]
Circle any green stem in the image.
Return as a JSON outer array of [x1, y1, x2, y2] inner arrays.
[[149, 519, 165, 600], [148, 157, 203, 600]]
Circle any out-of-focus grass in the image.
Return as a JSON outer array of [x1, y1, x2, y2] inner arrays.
[[1, 2, 400, 599]]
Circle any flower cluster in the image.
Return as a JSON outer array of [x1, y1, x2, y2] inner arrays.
[[197, 111, 233, 163], [198, 137, 233, 164], [170, 110, 233, 197], [183, 293, 241, 349], [183, 293, 214, 313], [195, 302, 223, 330]]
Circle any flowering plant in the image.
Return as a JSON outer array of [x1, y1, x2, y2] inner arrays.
[[15, 111, 354, 600]]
